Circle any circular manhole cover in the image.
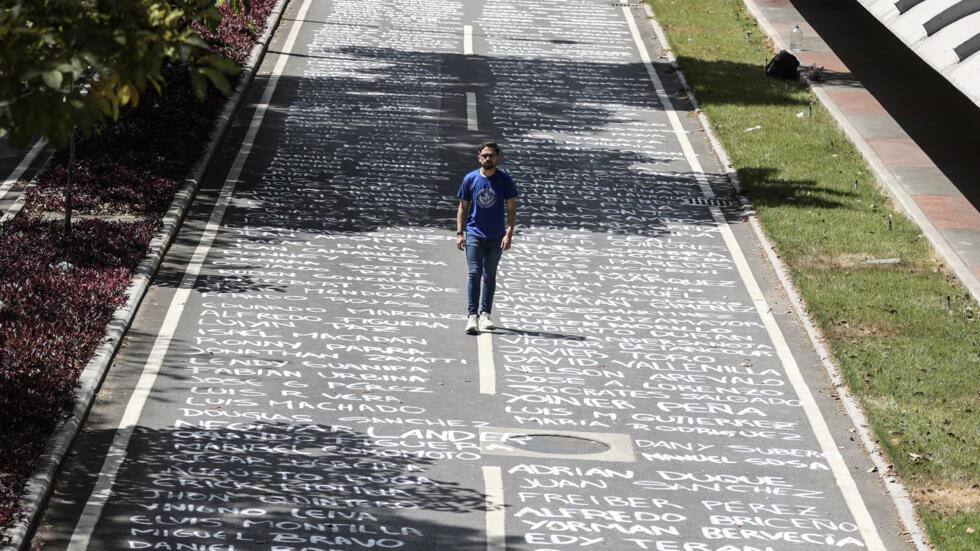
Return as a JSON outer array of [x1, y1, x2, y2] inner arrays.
[[504, 433, 610, 455]]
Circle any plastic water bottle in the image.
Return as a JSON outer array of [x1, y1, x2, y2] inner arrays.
[[790, 25, 803, 51]]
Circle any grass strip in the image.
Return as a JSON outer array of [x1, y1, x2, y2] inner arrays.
[[645, 0, 980, 548]]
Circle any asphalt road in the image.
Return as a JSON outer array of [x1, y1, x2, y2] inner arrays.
[[31, 1, 916, 550], [0, 137, 48, 218]]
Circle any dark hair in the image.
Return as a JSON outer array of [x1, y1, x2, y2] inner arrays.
[[478, 142, 500, 155]]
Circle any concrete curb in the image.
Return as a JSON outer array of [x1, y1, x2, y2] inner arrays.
[[641, 3, 931, 551], [0, 1, 290, 548]]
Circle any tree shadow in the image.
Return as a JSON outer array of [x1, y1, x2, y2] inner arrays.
[[141, 46, 733, 294], [737, 166, 854, 210], [671, 54, 838, 104], [41, 424, 519, 550]]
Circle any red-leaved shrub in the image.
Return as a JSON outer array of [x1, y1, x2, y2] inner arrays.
[[0, 216, 157, 420], [0, 0, 275, 540], [195, 0, 275, 65], [0, 217, 157, 534]]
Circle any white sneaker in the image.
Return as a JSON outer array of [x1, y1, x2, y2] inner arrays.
[[478, 312, 495, 331], [465, 315, 479, 334]]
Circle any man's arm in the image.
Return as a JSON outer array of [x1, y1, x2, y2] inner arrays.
[[456, 199, 470, 251], [501, 197, 517, 251]]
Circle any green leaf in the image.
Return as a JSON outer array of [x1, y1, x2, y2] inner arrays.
[[200, 7, 223, 31], [80, 51, 104, 69], [184, 36, 210, 51], [0, 0, 240, 148], [207, 54, 240, 75], [41, 70, 62, 89], [46, 115, 69, 149], [71, 101, 95, 133], [200, 67, 231, 96], [189, 70, 208, 102], [84, 93, 112, 117], [164, 9, 184, 27], [146, 71, 164, 93]]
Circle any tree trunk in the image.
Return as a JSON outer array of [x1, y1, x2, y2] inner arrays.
[[64, 128, 75, 242]]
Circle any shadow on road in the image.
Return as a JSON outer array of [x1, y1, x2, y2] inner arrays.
[[42, 423, 518, 550], [139, 45, 735, 299]]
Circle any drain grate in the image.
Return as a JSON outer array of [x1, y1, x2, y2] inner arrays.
[[610, 2, 645, 6], [504, 434, 611, 455], [683, 196, 735, 207]]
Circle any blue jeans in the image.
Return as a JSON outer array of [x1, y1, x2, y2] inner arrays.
[[465, 235, 503, 317]]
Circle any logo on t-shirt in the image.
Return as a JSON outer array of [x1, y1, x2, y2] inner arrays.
[[476, 186, 497, 208]]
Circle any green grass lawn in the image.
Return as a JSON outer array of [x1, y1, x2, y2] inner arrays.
[[645, 0, 980, 548]]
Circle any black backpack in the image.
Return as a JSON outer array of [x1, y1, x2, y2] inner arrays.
[[765, 50, 800, 80]]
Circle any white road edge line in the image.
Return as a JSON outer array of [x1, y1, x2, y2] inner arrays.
[[0, 138, 46, 202], [467, 92, 479, 131], [65, 1, 315, 548], [644, 1, 928, 547], [622, 6, 888, 551], [478, 331, 495, 394], [482, 466, 506, 551], [464, 24, 474, 56]]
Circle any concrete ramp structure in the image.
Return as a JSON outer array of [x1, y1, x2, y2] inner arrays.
[[856, 0, 980, 107]]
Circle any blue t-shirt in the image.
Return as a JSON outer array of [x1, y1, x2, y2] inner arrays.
[[457, 169, 517, 239]]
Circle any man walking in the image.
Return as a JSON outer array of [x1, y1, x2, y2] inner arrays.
[[456, 142, 518, 334]]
